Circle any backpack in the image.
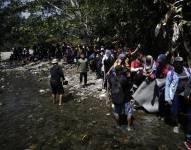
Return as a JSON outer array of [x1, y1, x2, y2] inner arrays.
[[110, 75, 125, 104], [104, 56, 114, 72]]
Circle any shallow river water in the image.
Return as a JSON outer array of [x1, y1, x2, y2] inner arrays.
[[0, 62, 186, 150]]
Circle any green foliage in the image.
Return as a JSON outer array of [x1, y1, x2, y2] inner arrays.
[[0, 0, 190, 53]]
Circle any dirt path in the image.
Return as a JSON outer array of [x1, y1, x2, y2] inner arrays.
[[0, 62, 186, 150]]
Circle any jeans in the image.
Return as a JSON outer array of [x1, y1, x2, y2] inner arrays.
[[171, 95, 186, 126], [80, 72, 87, 85], [159, 89, 166, 117]]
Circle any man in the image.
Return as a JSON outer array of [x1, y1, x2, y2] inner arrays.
[[130, 52, 144, 87], [120, 67, 133, 131], [110, 66, 125, 126], [156, 53, 172, 119], [110, 65, 133, 130], [95, 52, 103, 79], [155, 54, 169, 79], [77, 53, 88, 87], [142, 55, 156, 82], [165, 56, 191, 135], [102, 49, 114, 89], [50, 59, 65, 106]]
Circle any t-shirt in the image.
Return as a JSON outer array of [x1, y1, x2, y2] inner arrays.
[[131, 59, 143, 79], [78, 58, 88, 73], [131, 59, 143, 69], [50, 64, 65, 82]]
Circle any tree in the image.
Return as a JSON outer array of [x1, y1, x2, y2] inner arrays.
[[0, 0, 190, 59]]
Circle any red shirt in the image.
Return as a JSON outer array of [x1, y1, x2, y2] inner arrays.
[[131, 59, 143, 69]]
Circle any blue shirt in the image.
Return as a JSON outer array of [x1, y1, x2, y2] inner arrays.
[[165, 67, 191, 103]]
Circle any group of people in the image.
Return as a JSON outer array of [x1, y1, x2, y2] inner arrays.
[[12, 43, 190, 149], [10, 44, 73, 63], [9, 43, 101, 65], [103, 49, 191, 149]]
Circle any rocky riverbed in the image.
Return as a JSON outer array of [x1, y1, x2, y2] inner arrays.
[[0, 61, 186, 150]]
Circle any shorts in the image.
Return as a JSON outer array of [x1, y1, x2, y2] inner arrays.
[[50, 80, 64, 95], [124, 102, 133, 116]]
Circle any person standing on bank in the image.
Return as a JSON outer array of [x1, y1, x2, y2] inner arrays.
[[50, 59, 65, 106], [77, 53, 88, 87]]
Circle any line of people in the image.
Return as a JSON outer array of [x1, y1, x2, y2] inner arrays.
[[102, 50, 191, 149], [72, 45, 191, 149], [20, 43, 190, 149]]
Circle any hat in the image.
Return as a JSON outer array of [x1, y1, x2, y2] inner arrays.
[[174, 15, 183, 19], [174, 56, 183, 62], [118, 53, 126, 60], [51, 59, 58, 64], [157, 54, 167, 62], [105, 49, 111, 55]]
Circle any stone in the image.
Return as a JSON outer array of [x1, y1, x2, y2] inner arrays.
[[0, 78, 5, 82], [99, 93, 107, 99], [92, 121, 97, 124], [25, 144, 37, 150], [45, 89, 50, 92], [88, 123, 94, 127], [39, 89, 45, 94], [28, 115, 33, 119], [80, 93, 84, 96], [77, 100, 81, 103], [81, 97, 86, 101], [106, 113, 111, 116], [37, 117, 44, 122]]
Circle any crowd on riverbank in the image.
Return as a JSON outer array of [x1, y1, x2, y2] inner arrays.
[[6, 43, 191, 150]]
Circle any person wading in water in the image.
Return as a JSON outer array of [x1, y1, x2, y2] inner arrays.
[[50, 59, 65, 106]]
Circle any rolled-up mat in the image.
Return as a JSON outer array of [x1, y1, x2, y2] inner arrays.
[[132, 79, 165, 113]]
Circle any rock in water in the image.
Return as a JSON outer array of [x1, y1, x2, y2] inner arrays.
[[99, 93, 107, 99], [92, 121, 97, 124], [106, 113, 111, 116], [0, 78, 5, 82], [39, 89, 45, 94]]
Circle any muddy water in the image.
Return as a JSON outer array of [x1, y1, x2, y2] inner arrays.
[[0, 67, 186, 150]]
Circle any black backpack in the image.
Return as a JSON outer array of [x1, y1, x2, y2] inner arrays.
[[104, 56, 114, 72], [110, 75, 125, 104]]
